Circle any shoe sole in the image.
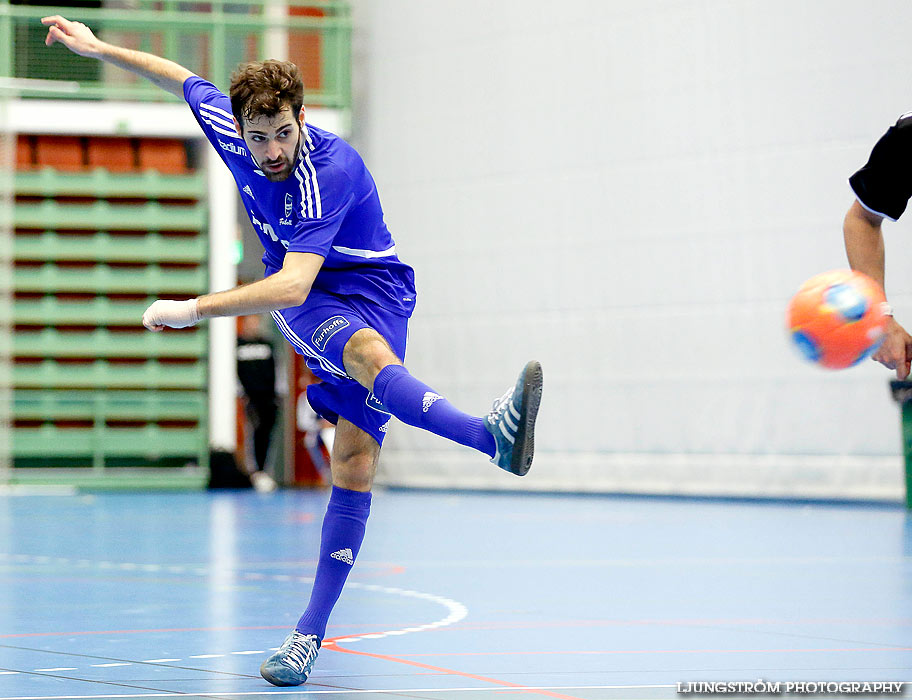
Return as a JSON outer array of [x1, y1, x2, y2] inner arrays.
[[510, 360, 543, 477], [260, 663, 306, 687]]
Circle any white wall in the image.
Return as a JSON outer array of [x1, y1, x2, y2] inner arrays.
[[348, 0, 912, 499]]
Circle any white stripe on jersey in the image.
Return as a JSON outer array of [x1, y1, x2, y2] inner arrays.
[[295, 133, 322, 219], [271, 310, 350, 379], [201, 116, 241, 139], [301, 150, 322, 219], [200, 101, 236, 122], [331, 244, 397, 259], [199, 104, 237, 131], [295, 162, 314, 219]]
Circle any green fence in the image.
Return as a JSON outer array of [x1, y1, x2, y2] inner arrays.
[[0, 0, 352, 109]]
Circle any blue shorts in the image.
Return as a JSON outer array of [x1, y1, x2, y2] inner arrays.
[[271, 290, 409, 446]]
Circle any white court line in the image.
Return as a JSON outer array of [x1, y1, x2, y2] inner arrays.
[[332, 581, 467, 643], [0, 554, 469, 673], [0, 684, 683, 699], [89, 663, 131, 668]]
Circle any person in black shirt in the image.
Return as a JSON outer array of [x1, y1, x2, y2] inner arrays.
[[237, 314, 278, 491], [845, 113, 912, 379]]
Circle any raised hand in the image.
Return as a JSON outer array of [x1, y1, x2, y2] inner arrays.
[[41, 15, 105, 59]]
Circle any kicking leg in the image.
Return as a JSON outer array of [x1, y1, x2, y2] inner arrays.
[[343, 328, 542, 476], [260, 418, 377, 687]]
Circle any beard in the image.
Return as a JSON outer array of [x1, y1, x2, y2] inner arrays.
[[260, 134, 302, 182], [262, 160, 293, 182]]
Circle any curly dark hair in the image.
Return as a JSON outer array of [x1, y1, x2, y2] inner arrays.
[[229, 59, 305, 129]]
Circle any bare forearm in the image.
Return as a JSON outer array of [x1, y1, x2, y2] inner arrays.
[[42, 16, 193, 98], [844, 206, 886, 288], [96, 43, 193, 98], [143, 254, 322, 331], [197, 271, 309, 319]]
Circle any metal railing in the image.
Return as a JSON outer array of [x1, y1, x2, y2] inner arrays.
[[0, 0, 352, 108]]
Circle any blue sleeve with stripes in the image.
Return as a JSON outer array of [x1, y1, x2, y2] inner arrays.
[[286, 160, 355, 257], [183, 77, 245, 163]]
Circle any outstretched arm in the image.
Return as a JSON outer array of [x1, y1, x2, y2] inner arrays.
[[844, 198, 912, 379], [142, 252, 325, 330], [41, 15, 194, 98]]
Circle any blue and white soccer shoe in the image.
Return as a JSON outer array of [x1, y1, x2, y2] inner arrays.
[[260, 631, 321, 686], [484, 361, 543, 476]]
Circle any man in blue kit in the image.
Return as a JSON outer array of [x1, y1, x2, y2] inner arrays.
[[43, 15, 543, 686]]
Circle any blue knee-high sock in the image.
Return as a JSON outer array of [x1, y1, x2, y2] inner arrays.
[[372, 364, 495, 457], [296, 486, 371, 639]]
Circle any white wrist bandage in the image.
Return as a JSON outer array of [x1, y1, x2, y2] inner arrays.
[[142, 298, 201, 329]]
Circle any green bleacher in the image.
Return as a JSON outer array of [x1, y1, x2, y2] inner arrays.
[[12, 160, 209, 481], [3, 0, 353, 487]]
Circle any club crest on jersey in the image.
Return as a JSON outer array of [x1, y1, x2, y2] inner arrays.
[[311, 315, 349, 351], [365, 392, 391, 415], [279, 193, 293, 225]]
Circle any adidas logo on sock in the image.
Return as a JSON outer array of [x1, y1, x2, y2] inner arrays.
[[422, 392, 443, 413], [330, 548, 354, 565]]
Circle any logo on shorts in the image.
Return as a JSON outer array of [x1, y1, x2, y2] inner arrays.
[[311, 315, 350, 351], [366, 392, 391, 415], [379, 419, 390, 433]]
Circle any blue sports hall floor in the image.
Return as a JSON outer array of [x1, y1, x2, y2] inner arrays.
[[0, 487, 910, 699]]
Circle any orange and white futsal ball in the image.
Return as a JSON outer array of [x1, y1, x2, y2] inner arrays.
[[787, 269, 888, 369]]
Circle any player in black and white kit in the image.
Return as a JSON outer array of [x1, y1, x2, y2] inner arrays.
[[845, 112, 912, 379]]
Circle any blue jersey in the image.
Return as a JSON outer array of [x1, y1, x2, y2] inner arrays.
[[183, 77, 416, 316]]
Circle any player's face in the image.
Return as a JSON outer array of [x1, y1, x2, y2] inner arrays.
[[239, 107, 304, 182]]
